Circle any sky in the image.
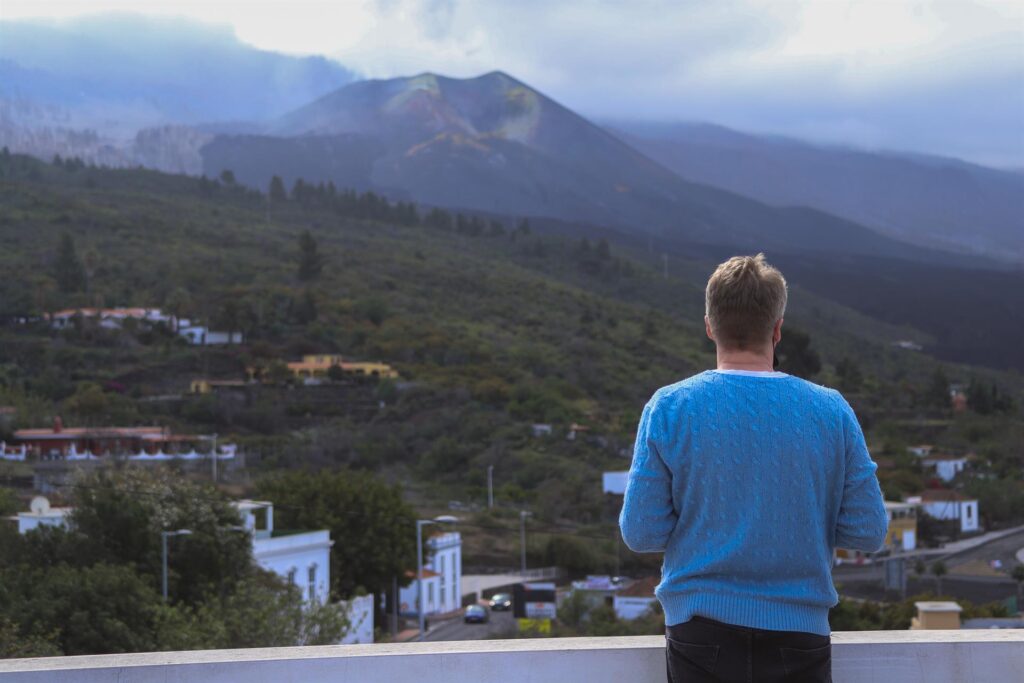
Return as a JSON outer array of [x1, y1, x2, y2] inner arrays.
[[3, 0, 1024, 167]]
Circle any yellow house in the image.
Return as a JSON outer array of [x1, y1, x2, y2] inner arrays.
[[837, 501, 918, 563], [285, 355, 399, 380], [884, 501, 918, 551], [190, 379, 250, 394]]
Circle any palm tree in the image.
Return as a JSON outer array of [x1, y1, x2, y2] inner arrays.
[[931, 561, 948, 596]]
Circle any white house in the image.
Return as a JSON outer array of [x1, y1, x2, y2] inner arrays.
[[11, 497, 72, 534], [602, 471, 628, 495], [178, 325, 244, 345], [911, 491, 980, 534], [400, 531, 462, 617], [922, 454, 970, 483], [612, 577, 659, 620], [233, 499, 333, 603]]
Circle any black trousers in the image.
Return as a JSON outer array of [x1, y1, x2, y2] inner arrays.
[[666, 616, 831, 683]]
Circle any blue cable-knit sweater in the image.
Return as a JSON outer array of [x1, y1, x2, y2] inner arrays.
[[619, 370, 887, 635]]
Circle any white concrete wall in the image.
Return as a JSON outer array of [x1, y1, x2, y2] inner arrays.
[[3, 631, 1023, 683], [339, 594, 374, 645]]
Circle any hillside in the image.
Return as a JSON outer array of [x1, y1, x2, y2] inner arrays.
[[612, 122, 1024, 264], [1, 154, 1021, 537], [201, 72, 981, 266]]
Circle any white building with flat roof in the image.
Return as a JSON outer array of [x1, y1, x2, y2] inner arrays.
[[911, 491, 980, 533], [10, 497, 71, 534], [232, 499, 333, 603]]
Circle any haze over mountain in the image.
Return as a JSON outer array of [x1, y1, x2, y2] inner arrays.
[[0, 14, 356, 166], [204, 71, 983, 266], [613, 122, 1024, 264]]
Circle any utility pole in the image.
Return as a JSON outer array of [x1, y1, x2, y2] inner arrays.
[[487, 465, 494, 509], [519, 510, 531, 574], [161, 529, 192, 601], [211, 433, 218, 484], [416, 519, 431, 640]]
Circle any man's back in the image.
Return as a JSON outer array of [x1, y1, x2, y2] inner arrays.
[[619, 369, 887, 636]]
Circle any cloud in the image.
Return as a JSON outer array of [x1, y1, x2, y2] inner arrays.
[[1, 0, 1021, 165]]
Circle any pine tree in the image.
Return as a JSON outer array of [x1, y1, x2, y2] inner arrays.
[[54, 233, 87, 294], [269, 176, 287, 203], [297, 230, 325, 282]]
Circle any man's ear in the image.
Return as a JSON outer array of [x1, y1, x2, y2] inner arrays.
[[705, 316, 714, 340], [773, 318, 784, 346]]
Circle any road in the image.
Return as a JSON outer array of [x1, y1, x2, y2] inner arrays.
[[833, 529, 1024, 605], [943, 529, 1024, 574], [422, 608, 517, 642]]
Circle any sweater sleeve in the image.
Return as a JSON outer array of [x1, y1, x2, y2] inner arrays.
[[834, 396, 888, 552], [619, 398, 678, 553]]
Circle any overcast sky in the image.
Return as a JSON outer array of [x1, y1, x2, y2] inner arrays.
[[4, 0, 1023, 167]]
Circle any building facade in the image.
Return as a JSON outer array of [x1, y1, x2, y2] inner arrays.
[[399, 531, 462, 617], [913, 491, 980, 533], [234, 500, 333, 603]]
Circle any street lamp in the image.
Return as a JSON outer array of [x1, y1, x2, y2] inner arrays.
[[161, 529, 192, 601], [487, 465, 494, 509], [416, 515, 459, 640], [520, 510, 532, 575]]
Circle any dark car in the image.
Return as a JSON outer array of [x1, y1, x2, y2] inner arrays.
[[489, 593, 512, 611], [464, 604, 489, 624]]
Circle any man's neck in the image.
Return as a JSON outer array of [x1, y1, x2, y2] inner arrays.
[[716, 347, 774, 372]]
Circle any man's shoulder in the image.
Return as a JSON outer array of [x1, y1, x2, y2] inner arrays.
[[648, 372, 847, 411]]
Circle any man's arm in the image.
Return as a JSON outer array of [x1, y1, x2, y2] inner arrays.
[[619, 399, 678, 553], [834, 397, 888, 552]]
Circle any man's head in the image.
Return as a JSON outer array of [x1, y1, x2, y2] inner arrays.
[[705, 253, 788, 352]]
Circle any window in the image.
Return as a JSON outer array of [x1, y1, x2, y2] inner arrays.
[[966, 505, 972, 520], [287, 568, 297, 585], [440, 555, 445, 581], [308, 564, 317, 602], [428, 582, 434, 608]]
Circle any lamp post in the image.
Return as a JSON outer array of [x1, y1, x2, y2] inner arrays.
[[415, 515, 460, 640], [487, 465, 494, 509], [161, 529, 192, 601], [520, 510, 531, 575]]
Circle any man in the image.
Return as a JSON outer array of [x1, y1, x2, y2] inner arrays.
[[620, 254, 887, 683]]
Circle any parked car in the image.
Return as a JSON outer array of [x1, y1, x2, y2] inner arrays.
[[464, 604, 489, 624], [489, 593, 512, 611]]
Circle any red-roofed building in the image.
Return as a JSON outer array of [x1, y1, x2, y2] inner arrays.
[[12, 417, 224, 460]]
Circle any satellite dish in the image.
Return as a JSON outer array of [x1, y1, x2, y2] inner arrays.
[[30, 496, 50, 514]]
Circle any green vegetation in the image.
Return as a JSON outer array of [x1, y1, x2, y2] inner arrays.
[[0, 469, 346, 657], [0, 150, 1022, 635]]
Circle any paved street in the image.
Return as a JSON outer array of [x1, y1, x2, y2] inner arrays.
[[422, 608, 517, 642]]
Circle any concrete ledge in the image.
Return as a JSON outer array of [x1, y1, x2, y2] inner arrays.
[[1, 632, 1022, 682]]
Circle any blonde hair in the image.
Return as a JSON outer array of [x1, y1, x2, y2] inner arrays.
[[705, 253, 788, 351]]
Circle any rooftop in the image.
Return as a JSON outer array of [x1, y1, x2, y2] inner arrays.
[[919, 490, 976, 503], [1, 631, 1022, 682]]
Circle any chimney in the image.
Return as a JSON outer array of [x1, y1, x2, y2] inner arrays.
[[53, 415, 63, 434]]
